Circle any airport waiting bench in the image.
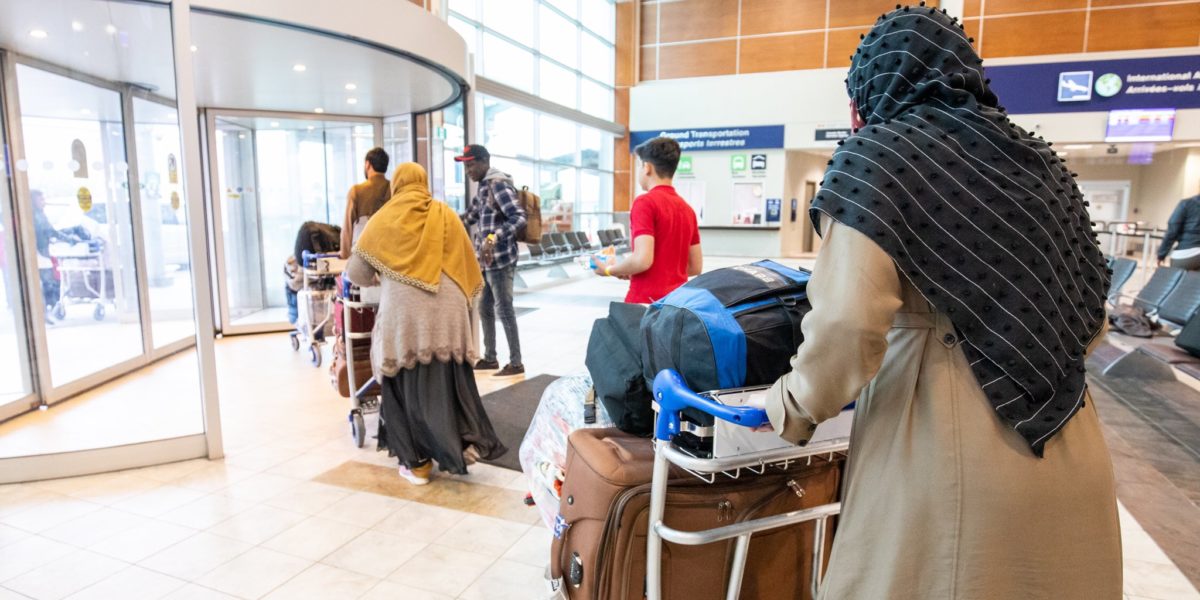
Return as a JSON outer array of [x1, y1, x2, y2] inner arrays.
[[1104, 266, 1200, 381], [514, 229, 629, 288]]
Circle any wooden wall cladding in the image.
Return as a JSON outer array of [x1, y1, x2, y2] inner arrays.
[[635, 0, 1200, 81], [978, 11, 1087, 57], [657, 40, 738, 79], [1087, 4, 1200, 52]]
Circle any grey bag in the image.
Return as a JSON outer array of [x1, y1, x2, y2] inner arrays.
[[1109, 305, 1155, 338]]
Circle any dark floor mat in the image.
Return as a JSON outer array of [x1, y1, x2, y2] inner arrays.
[[479, 374, 557, 471]]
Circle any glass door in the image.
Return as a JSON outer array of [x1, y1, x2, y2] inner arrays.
[[15, 63, 144, 388], [0, 60, 35, 421], [208, 113, 380, 333]]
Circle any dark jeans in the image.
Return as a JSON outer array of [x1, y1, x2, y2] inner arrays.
[[480, 265, 521, 366], [39, 268, 60, 312], [286, 284, 298, 324]]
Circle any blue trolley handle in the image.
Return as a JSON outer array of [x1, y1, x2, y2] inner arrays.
[[301, 250, 339, 267], [652, 369, 768, 442]]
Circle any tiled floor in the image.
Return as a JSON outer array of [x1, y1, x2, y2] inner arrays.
[[0, 260, 1196, 598]]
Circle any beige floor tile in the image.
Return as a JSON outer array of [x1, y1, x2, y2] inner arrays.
[[40, 507, 152, 548], [266, 452, 350, 480], [457, 559, 547, 600], [111, 486, 208, 518], [89, 520, 197, 563], [3, 549, 127, 600], [128, 460, 212, 484], [501, 525, 553, 568], [0, 490, 62, 520], [64, 566, 186, 600], [433, 514, 531, 559], [0, 535, 75, 582], [205, 505, 307, 545], [139, 532, 254, 582], [260, 517, 364, 562], [194, 548, 312, 600], [160, 584, 239, 600], [67, 474, 163, 506], [388, 544, 496, 597], [168, 464, 257, 494], [260, 563, 377, 600], [359, 580, 452, 600], [217, 473, 302, 504], [2, 496, 103, 533], [221, 446, 296, 472], [0, 586, 32, 599], [440, 462, 524, 490], [1124, 559, 1200, 600], [262, 482, 349, 516], [0, 523, 32, 549], [372, 503, 467, 544], [320, 530, 426, 580], [313, 491, 408, 529], [158, 494, 259, 530]]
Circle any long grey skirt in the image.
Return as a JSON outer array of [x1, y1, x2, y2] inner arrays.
[[377, 359, 507, 475]]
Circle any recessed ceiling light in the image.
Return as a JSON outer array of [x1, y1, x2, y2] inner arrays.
[[1062, 144, 1093, 150], [345, 83, 357, 91], [80, 108, 92, 115], [314, 108, 324, 114], [29, 29, 48, 39], [105, 24, 117, 34], [238, 133, 246, 139], [293, 63, 307, 72], [270, 121, 280, 127], [71, 21, 84, 32], [346, 98, 358, 105], [307, 126, 315, 131], [190, 45, 197, 52]]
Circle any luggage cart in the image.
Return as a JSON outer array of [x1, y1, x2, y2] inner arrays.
[[291, 251, 343, 367], [646, 369, 851, 600], [50, 239, 112, 321], [341, 281, 380, 448]]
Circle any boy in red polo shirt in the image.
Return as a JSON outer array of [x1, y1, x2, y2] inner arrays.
[[594, 137, 702, 303]]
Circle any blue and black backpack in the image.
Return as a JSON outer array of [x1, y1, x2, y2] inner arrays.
[[641, 260, 811, 395]]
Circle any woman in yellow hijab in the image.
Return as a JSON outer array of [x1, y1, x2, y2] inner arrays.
[[347, 162, 506, 485]]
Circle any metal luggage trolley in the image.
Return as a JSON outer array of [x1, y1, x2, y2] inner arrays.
[[50, 239, 112, 321], [647, 369, 851, 600], [341, 281, 380, 448], [290, 251, 344, 367]]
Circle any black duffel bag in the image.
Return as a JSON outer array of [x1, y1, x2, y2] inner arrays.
[[641, 260, 811, 394], [585, 302, 652, 435]]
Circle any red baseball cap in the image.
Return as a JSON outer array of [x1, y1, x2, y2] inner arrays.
[[453, 145, 490, 162]]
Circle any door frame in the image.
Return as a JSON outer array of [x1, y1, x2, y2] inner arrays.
[[203, 107, 383, 335]]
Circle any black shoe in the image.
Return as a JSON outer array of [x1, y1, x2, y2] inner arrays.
[[474, 359, 500, 370], [493, 364, 525, 378]]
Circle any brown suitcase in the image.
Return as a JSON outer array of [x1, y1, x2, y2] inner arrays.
[[329, 336, 373, 398], [551, 428, 840, 600]]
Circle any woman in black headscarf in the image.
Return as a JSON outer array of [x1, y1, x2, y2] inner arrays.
[[758, 5, 1120, 598]]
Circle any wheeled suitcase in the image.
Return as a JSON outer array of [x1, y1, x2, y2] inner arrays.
[[549, 427, 840, 600]]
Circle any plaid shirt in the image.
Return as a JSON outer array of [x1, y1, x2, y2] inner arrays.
[[462, 173, 526, 271]]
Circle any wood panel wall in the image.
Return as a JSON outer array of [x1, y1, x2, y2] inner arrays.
[[637, 0, 1200, 80]]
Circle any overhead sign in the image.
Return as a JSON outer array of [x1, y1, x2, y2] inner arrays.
[[731, 155, 747, 172], [750, 154, 767, 170], [815, 128, 853, 141], [987, 54, 1200, 114], [677, 155, 693, 175], [630, 125, 785, 152]]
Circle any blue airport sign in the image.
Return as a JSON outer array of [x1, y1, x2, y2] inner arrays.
[[630, 125, 785, 152], [987, 54, 1200, 114]]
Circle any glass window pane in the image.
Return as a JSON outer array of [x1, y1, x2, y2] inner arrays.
[[133, 98, 195, 348], [483, 0, 534, 47], [539, 164, 577, 229], [540, 59, 579, 111], [539, 5, 579, 69], [490, 157, 537, 192], [580, 170, 600, 212], [439, 104, 468, 212], [581, 79, 614, 121], [449, 0, 476, 19], [582, 0, 616, 42], [449, 16, 478, 58], [0, 97, 32, 404], [539, 116, 578, 166], [545, 0, 577, 19], [580, 126, 603, 170], [17, 64, 143, 387], [481, 97, 536, 159], [581, 33, 614, 86], [482, 33, 534, 92]]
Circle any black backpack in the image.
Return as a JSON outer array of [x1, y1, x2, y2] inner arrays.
[[641, 260, 811, 394], [585, 302, 652, 436]]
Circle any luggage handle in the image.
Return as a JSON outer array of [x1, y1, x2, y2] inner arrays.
[[652, 369, 768, 442]]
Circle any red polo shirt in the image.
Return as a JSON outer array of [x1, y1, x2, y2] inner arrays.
[[626, 185, 701, 304]]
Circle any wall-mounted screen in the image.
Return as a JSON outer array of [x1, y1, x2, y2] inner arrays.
[[1105, 109, 1176, 143]]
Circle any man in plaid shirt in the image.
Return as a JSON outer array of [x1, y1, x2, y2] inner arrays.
[[457, 144, 527, 377]]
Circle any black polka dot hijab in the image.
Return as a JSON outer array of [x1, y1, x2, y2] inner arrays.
[[811, 4, 1110, 457]]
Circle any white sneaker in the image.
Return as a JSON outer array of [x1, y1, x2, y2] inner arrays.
[[398, 464, 431, 485]]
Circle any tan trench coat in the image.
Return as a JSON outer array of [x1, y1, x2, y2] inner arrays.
[[766, 222, 1122, 599]]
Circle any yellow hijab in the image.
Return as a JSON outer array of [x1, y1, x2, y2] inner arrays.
[[353, 163, 483, 300]]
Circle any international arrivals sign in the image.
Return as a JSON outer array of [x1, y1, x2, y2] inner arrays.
[[629, 125, 785, 152], [986, 54, 1200, 114]]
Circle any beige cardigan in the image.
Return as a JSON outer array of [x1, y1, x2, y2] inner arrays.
[[345, 255, 479, 377], [767, 222, 1122, 599]]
